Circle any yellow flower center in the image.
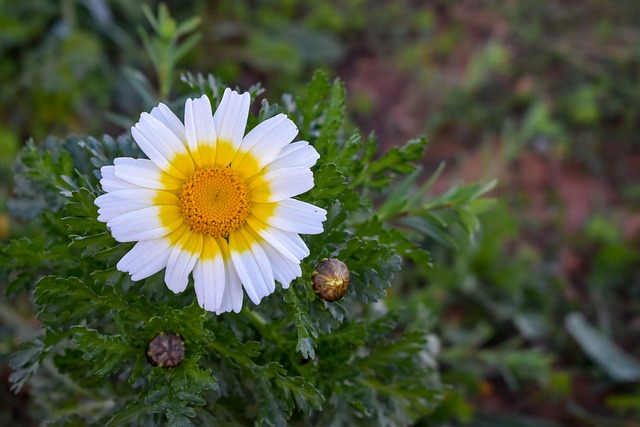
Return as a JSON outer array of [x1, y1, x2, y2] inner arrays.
[[178, 165, 250, 238]]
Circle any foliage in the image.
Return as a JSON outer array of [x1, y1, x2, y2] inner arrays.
[[3, 1, 639, 426], [1, 34, 494, 423], [139, 3, 201, 101]]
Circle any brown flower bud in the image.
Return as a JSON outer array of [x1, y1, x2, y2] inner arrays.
[[147, 332, 185, 368], [312, 258, 350, 302]]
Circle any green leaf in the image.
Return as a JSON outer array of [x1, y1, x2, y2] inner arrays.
[[105, 399, 152, 426], [166, 410, 194, 427], [284, 286, 318, 359], [339, 238, 402, 303], [8, 338, 45, 392], [9, 138, 73, 218], [71, 326, 133, 377], [376, 169, 421, 220], [298, 70, 332, 139], [34, 275, 124, 331], [308, 163, 349, 202], [275, 375, 325, 414], [566, 312, 640, 382], [358, 137, 428, 188], [62, 188, 119, 259], [355, 216, 431, 266], [1, 236, 67, 295], [169, 358, 219, 395], [62, 188, 99, 229], [122, 67, 158, 109], [314, 311, 442, 424], [180, 71, 224, 102], [423, 179, 497, 210], [316, 79, 346, 160], [400, 214, 459, 249], [257, 389, 288, 427]]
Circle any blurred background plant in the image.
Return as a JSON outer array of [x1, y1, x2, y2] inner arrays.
[[1, 0, 640, 426]]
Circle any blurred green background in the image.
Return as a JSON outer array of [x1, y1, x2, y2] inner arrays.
[[1, 1, 640, 426]]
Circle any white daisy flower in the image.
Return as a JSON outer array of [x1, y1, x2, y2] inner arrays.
[[95, 89, 327, 314]]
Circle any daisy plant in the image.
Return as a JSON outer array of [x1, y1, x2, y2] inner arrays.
[[2, 71, 494, 426]]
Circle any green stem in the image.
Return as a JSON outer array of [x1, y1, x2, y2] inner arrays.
[[243, 306, 307, 376], [246, 309, 269, 336]]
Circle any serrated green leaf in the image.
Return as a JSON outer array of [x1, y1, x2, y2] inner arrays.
[[1, 236, 65, 295], [369, 138, 427, 175], [423, 179, 497, 210], [105, 399, 150, 427], [308, 163, 348, 202], [166, 409, 194, 427], [376, 169, 421, 220], [71, 232, 116, 257], [71, 326, 132, 377], [355, 216, 431, 266], [34, 275, 124, 331], [257, 379, 289, 427], [275, 375, 325, 413], [401, 214, 459, 249], [90, 268, 133, 288], [316, 79, 346, 160], [284, 286, 318, 359], [298, 71, 332, 138], [339, 238, 402, 303], [169, 360, 218, 394], [305, 163, 363, 219], [62, 188, 98, 218], [8, 339, 45, 392], [355, 137, 428, 189]]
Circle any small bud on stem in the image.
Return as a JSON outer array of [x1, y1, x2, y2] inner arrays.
[[147, 332, 185, 368], [312, 258, 350, 302]]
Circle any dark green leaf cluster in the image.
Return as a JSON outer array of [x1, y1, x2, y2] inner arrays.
[[2, 71, 494, 425]]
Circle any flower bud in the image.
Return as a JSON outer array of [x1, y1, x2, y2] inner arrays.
[[147, 332, 185, 368], [312, 258, 350, 302]]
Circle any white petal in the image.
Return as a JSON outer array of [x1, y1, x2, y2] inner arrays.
[[95, 189, 177, 223], [213, 88, 250, 164], [185, 95, 216, 168], [265, 141, 319, 171], [265, 199, 327, 234], [263, 242, 302, 288], [229, 229, 274, 305], [193, 236, 226, 312], [132, 112, 193, 178], [249, 167, 314, 202], [113, 158, 183, 190], [164, 232, 203, 293], [107, 206, 182, 242], [217, 252, 244, 314], [150, 102, 187, 144], [99, 165, 138, 192], [117, 238, 171, 281], [246, 217, 306, 263], [234, 114, 297, 174], [270, 229, 310, 260]]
